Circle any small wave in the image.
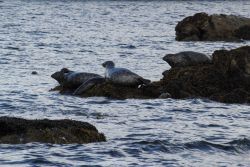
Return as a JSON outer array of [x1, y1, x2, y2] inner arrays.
[[184, 138, 250, 153], [194, 122, 229, 129], [86, 100, 112, 104], [129, 140, 175, 153], [119, 44, 136, 49], [184, 140, 237, 152], [25, 31, 49, 35], [127, 138, 250, 155], [97, 150, 125, 158], [4, 46, 21, 51], [2, 24, 21, 28], [227, 138, 250, 151]]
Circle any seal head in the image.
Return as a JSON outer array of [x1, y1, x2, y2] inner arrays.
[[102, 61, 115, 68]]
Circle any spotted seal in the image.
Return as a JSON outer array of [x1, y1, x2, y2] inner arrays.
[[51, 68, 101, 89], [102, 61, 150, 87], [163, 51, 212, 68]]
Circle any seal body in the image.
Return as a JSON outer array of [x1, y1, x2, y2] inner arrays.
[[51, 68, 101, 89], [163, 51, 211, 68], [102, 61, 150, 86]]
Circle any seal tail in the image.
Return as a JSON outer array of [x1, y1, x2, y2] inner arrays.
[[139, 78, 151, 85]]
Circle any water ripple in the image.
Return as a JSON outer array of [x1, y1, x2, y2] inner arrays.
[[0, 0, 250, 166]]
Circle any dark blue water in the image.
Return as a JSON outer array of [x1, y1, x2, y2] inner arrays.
[[1, 0, 250, 166]]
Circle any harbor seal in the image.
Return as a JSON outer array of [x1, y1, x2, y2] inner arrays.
[[163, 51, 212, 68], [51, 68, 102, 89], [102, 61, 150, 87]]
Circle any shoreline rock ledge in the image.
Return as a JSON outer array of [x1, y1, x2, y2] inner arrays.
[[0, 117, 106, 144], [175, 12, 250, 41]]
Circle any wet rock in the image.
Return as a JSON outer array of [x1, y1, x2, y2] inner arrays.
[[53, 82, 162, 99], [176, 13, 250, 41], [0, 117, 106, 144], [83, 82, 162, 99], [234, 25, 250, 40], [213, 46, 250, 77], [161, 46, 250, 103], [163, 51, 211, 67]]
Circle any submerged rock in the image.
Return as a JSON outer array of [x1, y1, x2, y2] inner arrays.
[[163, 51, 211, 67], [161, 46, 250, 103], [0, 117, 106, 144], [175, 13, 250, 41]]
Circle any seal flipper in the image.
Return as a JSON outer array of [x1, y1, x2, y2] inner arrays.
[[139, 78, 151, 85], [73, 77, 105, 95]]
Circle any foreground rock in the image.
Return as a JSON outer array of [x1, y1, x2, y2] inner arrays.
[[175, 13, 250, 41], [0, 117, 106, 144], [161, 46, 250, 103]]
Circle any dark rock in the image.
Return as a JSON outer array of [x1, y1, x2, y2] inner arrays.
[[234, 25, 250, 40], [31, 71, 38, 75], [176, 13, 250, 41], [161, 46, 250, 104], [0, 117, 106, 144], [53, 82, 163, 100], [213, 46, 250, 77], [163, 51, 211, 67]]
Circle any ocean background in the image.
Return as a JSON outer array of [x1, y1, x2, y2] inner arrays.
[[0, 0, 250, 166]]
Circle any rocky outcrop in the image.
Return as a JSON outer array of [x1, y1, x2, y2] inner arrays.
[[51, 46, 250, 104], [175, 13, 250, 41], [161, 46, 250, 103], [0, 117, 106, 144]]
